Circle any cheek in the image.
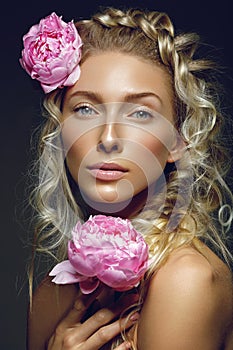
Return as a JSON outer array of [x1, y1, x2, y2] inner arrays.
[[61, 116, 100, 167], [63, 134, 92, 181], [61, 114, 99, 155], [122, 122, 172, 166], [123, 137, 169, 190], [129, 132, 170, 168], [145, 137, 170, 167]]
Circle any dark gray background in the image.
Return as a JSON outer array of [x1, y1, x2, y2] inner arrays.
[[1, 0, 233, 348]]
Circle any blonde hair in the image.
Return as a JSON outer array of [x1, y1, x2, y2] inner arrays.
[[28, 7, 233, 348]]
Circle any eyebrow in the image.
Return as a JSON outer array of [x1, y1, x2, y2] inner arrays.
[[124, 92, 162, 105], [68, 91, 163, 105], [69, 91, 103, 104]]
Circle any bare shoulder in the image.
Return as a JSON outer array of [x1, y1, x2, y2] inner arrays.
[[27, 275, 79, 350], [137, 245, 233, 350], [156, 244, 233, 298]]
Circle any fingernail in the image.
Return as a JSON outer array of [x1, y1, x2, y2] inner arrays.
[[130, 311, 140, 321]]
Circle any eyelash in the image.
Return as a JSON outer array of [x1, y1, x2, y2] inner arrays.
[[72, 103, 155, 121], [73, 103, 99, 117], [128, 108, 154, 120]]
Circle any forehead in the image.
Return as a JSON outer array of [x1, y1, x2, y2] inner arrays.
[[64, 52, 173, 104]]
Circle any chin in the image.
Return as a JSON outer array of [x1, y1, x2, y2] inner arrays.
[[78, 184, 155, 219], [80, 190, 134, 215]]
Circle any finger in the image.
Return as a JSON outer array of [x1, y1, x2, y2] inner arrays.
[[75, 293, 138, 341], [115, 341, 132, 350], [48, 316, 135, 350], [48, 293, 139, 349], [47, 288, 103, 349], [80, 298, 101, 323], [62, 287, 103, 328], [84, 313, 139, 350]]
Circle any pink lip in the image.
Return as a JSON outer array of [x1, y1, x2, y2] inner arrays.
[[88, 162, 128, 181]]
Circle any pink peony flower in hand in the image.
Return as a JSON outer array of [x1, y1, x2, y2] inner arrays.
[[49, 215, 149, 294], [19, 12, 82, 93]]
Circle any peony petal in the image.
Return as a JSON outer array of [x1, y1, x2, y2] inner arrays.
[[49, 260, 76, 276], [69, 252, 103, 277], [99, 266, 146, 291], [98, 269, 127, 289], [37, 66, 67, 84], [41, 82, 60, 94], [79, 278, 100, 294], [63, 65, 80, 86], [51, 271, 86, 284]]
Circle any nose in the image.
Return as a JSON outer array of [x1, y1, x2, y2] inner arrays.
[[97, 123, 123, 154]]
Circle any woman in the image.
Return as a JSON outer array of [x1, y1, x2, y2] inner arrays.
[[20, 7, 233, 349]]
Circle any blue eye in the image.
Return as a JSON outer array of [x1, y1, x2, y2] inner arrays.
[[130, 110, 153, 120], [73, 105, 98, 117]]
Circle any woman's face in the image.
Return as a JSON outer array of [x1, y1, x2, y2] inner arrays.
[[61, 52, 180, 215]]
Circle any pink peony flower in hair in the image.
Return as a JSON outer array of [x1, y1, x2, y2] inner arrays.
[[19, 12, 82, 93], [49, 215, 149, 294]]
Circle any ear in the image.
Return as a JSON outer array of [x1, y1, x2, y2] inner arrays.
[[167, 136, 186, 163]]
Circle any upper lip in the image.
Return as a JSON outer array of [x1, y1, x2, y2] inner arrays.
[[88, 162, 128, 172]]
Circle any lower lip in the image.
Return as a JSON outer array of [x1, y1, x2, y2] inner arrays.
[[89, 169, 126, 181]]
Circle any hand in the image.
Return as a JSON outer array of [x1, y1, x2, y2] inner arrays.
[[47, 288, 139, 349]]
